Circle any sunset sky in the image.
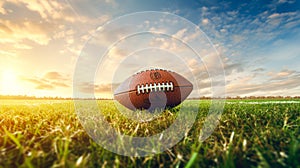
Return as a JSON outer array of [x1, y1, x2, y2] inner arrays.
[[0, 0, 300, 98]]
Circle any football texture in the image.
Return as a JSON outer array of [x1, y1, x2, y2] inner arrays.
[[114, 69, 193, 111]]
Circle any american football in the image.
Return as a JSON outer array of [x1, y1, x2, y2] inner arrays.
[[114, 69, 193, 111]]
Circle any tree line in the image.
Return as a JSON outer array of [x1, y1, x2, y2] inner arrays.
[[1, 95, 300, 100]]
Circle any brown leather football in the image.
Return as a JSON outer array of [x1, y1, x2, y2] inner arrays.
[[114, 69, 193, 111]]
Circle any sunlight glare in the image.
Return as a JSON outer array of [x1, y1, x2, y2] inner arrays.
[[1, 70, 20, 95]]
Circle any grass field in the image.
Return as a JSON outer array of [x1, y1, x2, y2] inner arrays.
[[0, 99, 299, 167]]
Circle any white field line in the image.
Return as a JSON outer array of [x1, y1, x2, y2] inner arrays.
[[226, 101, 300, 104]]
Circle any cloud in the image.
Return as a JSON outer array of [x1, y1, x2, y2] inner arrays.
[[269, 69, 296, 81], [0, 1, 8, 14], [0, 19, 52, 45], [51, 81, 69, 88], [193, 4, 300, 97], [252, 68, 265, 72], [22, 78, 54, 90], [171, 28, 202, 43], [0, 0, 112, 49], [266, 12, 299, 28], [0, 0, 101, 46], [0, 50, 17, 57], [22, 71, 70, 90], [36, 83, 54, 90], [197, 5, 300, 58], [64, 0, 117, 19], [228, 77, 300, 96], [77, 82, 120, 94], [13, 43, 32, 50], [268, 13, 280, 19], [44, 71, 66, 80], [277, 0, 296, 4], [149, 37, 183, 52], [224, 63, 243, 75], [231, 35, 244, 43], [6, 0, 77, 22], [202, 18, 209, 25], [107, 47, 128, 59], [104, 0, 118, 7], [172, 28, 187, 39], [226, 69, 300, 96], [0, 22, 12, 33]]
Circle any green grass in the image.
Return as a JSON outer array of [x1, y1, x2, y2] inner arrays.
[[0, 99, 299, 167]]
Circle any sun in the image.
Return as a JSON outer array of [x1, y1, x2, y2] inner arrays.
[[1, 70, 20, 95]]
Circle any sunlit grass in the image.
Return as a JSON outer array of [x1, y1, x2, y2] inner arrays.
[[0, 99, 299, 167]]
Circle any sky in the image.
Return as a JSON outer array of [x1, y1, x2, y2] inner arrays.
[[0, 0, 300, 98]]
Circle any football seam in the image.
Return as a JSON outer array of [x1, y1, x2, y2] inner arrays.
[[114, 85, 192, 96], [137, 82, 174, 94]]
